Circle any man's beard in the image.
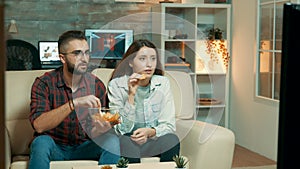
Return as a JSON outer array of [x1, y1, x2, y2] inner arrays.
[[66, 59, 87, 75]]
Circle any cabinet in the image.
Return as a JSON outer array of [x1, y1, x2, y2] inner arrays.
[[151, 3, 231, 127]]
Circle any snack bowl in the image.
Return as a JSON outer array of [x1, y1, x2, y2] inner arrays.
[[88, 108, 120, 125]]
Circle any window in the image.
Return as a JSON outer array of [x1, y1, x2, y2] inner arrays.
[[256, 0, 294, 100]]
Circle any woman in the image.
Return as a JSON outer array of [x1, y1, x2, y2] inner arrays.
[[107, 39, 180, 163]]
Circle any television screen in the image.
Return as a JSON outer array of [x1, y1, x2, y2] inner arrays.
[[39, 41, 59, 61], [277, 3, 300, 168], [85, 29, 134, 60], [38, 41, 62, 69]]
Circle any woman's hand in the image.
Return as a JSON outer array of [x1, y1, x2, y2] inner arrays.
[[130, 128, 154, 145], [127, 73, 144, 104], [128, 73, 142, 96]]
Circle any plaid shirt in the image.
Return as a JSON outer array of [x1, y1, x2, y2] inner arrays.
[[29, 67, 107, 145]]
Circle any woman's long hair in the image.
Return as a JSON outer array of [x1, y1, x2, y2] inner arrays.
[[109, 39, 164, 81]]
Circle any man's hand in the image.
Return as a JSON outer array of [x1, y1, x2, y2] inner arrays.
[[73, 95, 101, 108], [91, 118, 112, 138], [94, 119, 112, 132]]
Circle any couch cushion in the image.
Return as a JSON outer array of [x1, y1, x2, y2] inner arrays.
[[5, 70, 50, 121], [5, 70, 49, 156], [91, 68, 114, 88], [165, 71, 195, 120], [6, 119, 33, 155]]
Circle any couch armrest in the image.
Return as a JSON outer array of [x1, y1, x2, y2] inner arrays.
[[178, 120, 235, 169], [5, 127, 11, 169]]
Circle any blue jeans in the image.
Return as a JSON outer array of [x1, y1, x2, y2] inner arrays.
[[28, 131, 120, 169]]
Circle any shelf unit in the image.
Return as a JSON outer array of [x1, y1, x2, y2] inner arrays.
[[151, 3, 231, 127]]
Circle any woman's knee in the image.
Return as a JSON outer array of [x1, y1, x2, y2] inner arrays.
[[161, 133, 180, 144], [119, 134, 132, 144]]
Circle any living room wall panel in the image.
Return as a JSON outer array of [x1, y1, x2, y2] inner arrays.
[[4, 0, 158, 47], [5, 1, 78, 21]]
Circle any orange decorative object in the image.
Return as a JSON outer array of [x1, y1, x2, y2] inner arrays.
[[100, 165, 112, 169], [181, 41, 185, 60], [198, 98, 221, 105], [205, 28, 230, 69]]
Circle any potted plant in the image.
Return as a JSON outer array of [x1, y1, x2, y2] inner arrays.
[[205, 27, 230, 69], [116, 157, 129, 168], [173, 155, 188, 169]]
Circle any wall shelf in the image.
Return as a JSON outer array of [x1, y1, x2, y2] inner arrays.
[[152, 3, 231, 127]]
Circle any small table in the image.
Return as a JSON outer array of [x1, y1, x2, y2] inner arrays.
[[72, 162, 175, 169]]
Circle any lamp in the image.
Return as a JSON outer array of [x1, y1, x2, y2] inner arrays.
[[8, 20, 18, 33]]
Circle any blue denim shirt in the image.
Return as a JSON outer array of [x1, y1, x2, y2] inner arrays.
[[107, 75, 176, 137]]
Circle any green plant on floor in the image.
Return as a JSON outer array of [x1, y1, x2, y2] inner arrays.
[[116, 157, 129, 168], [173, 155, 188, 168]]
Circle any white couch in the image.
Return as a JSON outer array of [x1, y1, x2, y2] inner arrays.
[[5, 68, 235, 169]]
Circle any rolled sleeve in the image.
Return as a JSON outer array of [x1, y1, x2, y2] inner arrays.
[[29, 77, 50, 125]]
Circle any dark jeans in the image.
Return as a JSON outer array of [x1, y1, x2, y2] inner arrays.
[[28, 132, 120, 169], [119, 133, 180, 163]]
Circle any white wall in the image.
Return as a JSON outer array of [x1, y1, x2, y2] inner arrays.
[[229, 0, 280, 161]]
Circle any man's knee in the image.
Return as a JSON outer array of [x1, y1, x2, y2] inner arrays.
[[30, 135, 55, 150]]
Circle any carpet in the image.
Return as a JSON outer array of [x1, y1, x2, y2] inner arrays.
[[232, 165, 276, 169]]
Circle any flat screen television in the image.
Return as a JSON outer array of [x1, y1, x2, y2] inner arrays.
[[85, 29, 134, 60], [277, 3, 300, 168], [38, 41, 62, 69]]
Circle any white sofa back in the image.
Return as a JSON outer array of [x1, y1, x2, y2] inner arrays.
[[164, 70, 195, 120], [5, 70, 49, 156]]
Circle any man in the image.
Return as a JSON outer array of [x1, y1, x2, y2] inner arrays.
[[28, 30, 120, 169]]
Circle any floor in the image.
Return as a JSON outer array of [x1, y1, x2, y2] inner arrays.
[[231, 144, 277, 168]]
